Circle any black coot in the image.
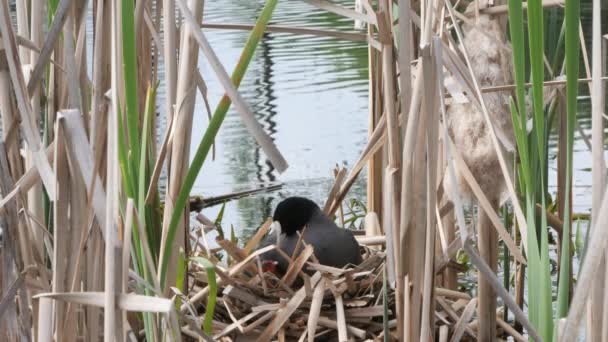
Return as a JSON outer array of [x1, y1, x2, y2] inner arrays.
[[258, 197, 362, 274]]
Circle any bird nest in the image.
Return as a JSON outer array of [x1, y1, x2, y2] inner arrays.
[[183, 224, 391, 342]]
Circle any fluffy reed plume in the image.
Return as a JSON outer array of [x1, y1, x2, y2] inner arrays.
[[443, 1, 514, 339], [444, 7, 514, 206]]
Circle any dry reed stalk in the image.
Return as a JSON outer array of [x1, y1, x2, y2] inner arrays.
[[307, 278, 326, 342], [123, 200, 135, 339], [434, 237, 461, 273], [163, 0, 178, 148], [282, 245, 314, 286], [402, 273, 410, 342], [106, 0, 122, 340], [0, 0, 56, 199], [15, 0, 29, 63], [243, 219, 272, 255], [382, 168, 397, 285], [420, 37, 441, 340], [181, 245, 276, 312], [36, 297, 53, 342], [64, 112, 87, 341], [402, 10, 441, 335], [477, 203, 498, 341], [0, 143, 24, 341], [333, 291, 348, 341], [436, 297, 477, 338], [60, 110, 108, 341], [0, 68, 22, 182], [61, 115, 108, 240], [398, 63, 423, 221], [91, 0, 110, 143], [436, 288, 471, 301], [136, 0, 153, 111], [450, 298, 477, 342], [144, 9, 164, 85], [26, 0, 45, 260], [407, 97, 429, 342], [258, 273, 322, 341], [474, 0, 564, 16], [473, 76, 607, 94], [53, 120, 69, 341], [63, 13, 84, 126], [28, 0, 72, 97], [603, 31, 608, 341], [379, 0, 402, 240], [376, 8, 406, 337], [497, 316, 527, 342], [396, 53, 424, 342], [160, 0, 204, 293], [364, 212, 382, 250], [323, 166, 347, 215], [398, 0, 413, 131], [589, 0, 606, 338], [442, 206, 457, 290], [366, 19, 383, 219], [304, 0, 376, 25], [75, 2, 90, 125], [202, 23, 369, 42], [439, 325, 449, 342], [35, 292, 173, 312], [317, 316, 367, 339], [46, 41, 58, 145], [514, 249, 525, 334]]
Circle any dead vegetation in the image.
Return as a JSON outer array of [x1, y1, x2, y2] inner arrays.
[[0, 0, 606, 341]]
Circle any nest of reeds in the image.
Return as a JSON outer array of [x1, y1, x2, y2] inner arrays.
[[185, 232, 391, 342]]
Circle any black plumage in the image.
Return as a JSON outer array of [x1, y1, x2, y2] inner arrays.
[[258, 197, 362, 274]]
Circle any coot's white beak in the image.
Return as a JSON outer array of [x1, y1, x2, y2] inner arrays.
[[270, 221, 282, 245]]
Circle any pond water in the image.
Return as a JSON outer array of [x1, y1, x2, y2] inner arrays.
[[186, 1, 605, 244], [186, 1, 370, 238]]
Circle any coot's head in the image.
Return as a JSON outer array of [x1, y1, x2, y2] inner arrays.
[[272, 197, 320, 236]]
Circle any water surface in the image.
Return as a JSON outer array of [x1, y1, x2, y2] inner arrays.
[[190, 1, 604, 244], [188, 1, 369, 238]]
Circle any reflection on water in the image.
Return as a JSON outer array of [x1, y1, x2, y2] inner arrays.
[[191, 0, 369, 238]]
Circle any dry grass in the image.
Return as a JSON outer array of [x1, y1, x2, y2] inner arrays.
[[0, 0, 605, 341]]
